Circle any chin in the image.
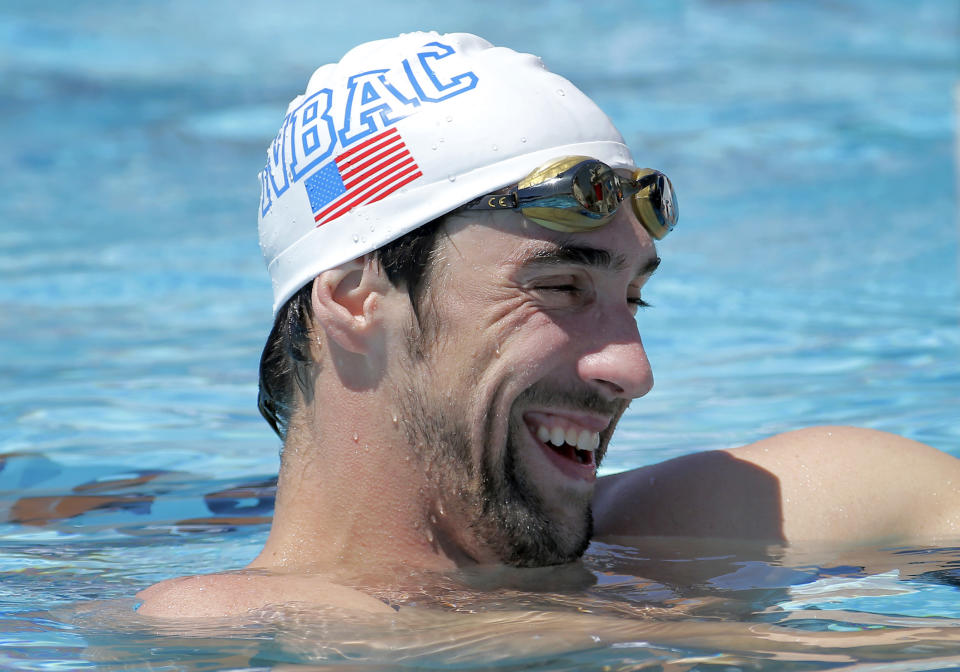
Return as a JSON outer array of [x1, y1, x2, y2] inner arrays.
[[474, 426, 595, 568]]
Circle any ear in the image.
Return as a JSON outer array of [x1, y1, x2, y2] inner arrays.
[[310, 255, 389, 354]]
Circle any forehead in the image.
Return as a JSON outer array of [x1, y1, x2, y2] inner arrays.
[[440, 208, 658, 276]]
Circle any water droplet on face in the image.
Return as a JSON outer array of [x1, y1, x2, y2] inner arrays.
[[494, 343, 501, 357], [392, 413, 398, 424], [425, 528, 434, 543], [352, 432, 359, 442], [429, 514, 437, 525]]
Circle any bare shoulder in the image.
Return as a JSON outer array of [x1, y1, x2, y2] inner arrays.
[[726, 426, 960, 542], [594, 426, 960, 545], [729, 426, 959, 470], [135, 571, 395, 618], [728, 426, 960, 540]]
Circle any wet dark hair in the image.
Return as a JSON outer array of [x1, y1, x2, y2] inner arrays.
[[257, 216, 446, 440]]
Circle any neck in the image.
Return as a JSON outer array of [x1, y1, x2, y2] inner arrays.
[[250, 393, 478, 575]]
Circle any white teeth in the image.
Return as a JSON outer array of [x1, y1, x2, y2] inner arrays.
[[577, 431, 600, 452], [577, 429, 592, 450], [535, 422, 601, 453]]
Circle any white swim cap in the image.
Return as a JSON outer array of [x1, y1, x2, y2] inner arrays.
[[258, 32, 634, 314]]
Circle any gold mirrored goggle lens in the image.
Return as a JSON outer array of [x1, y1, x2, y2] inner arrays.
[[629, 168, 678, 240], [461, 156, 678, 239]]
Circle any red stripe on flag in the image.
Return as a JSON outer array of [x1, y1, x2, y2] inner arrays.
[[363, 170, 423, 207], [316, 162, 420, 225], [337, 128, 400, 169], [311, 126, 422, 226], [343, 144, 407, 182], [314, 155, 413, 223], [337, 127, 399, 163], [316, 163, 421, 225], [343, 153, 411, 191]]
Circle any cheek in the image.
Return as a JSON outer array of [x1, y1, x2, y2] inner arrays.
[[433, 293, 535, 375], [485, 293, 566, 353]]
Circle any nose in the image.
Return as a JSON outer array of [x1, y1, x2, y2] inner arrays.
[[576, 313, 654, 401]]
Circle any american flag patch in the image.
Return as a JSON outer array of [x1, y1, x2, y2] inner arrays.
[[304, 127, 423, 226]]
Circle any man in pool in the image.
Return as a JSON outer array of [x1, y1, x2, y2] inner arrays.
[[138, 32, 960, 617]]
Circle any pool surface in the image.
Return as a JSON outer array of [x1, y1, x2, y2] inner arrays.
[[2, 0, 959, 669]]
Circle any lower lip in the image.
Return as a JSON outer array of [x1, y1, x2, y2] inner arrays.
[[527, 426, 597, 483]]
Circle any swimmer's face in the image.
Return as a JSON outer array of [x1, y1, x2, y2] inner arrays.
[[395, 204, 658, 566]]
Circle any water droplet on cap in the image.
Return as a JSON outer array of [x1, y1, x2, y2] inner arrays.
[[352, 234, 359, 243], [447, 174, 456, 182], [491, 144, 498, 151], [431, 143, 438, 150], [557, 88, 566, 96], [445, 115, 453, 122], [520, 136, 527, 143]]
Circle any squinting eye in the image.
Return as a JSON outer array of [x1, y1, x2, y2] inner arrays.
[[529, 280, 587, 308]]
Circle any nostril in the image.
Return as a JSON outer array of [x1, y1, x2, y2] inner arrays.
[[594, 379, 625, 398]]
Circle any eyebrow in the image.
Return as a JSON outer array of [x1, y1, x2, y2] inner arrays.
[[522, 242, 661, 278]]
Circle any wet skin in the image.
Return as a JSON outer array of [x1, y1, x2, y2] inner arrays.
[[136, 207, 960, 618], [397, 208, 660, 566], [135, 205, 664, 616]]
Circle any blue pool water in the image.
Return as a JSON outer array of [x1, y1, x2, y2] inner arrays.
[[1, 0, 959, 669]]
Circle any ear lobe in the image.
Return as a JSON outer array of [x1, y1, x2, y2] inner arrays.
[[311, 256, 386, 354]]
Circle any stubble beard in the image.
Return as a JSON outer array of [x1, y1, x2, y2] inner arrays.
[[397, 375, 622, 568]]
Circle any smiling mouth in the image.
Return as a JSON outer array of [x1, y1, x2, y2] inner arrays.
[[527, 417, 600, 467]]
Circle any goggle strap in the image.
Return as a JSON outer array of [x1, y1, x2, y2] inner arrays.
[[462, 192, 519, 211]]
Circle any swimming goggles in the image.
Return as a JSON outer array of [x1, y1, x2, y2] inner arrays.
[[460, 156, 678, 239]]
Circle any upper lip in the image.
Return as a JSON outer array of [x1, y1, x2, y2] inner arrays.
[[522, 409, 612, 459], [522, 409, 612, 434]]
